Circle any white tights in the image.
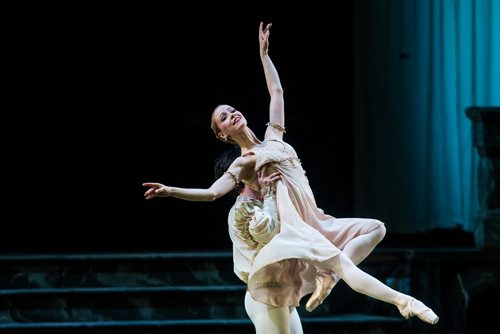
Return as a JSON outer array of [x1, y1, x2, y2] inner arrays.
[[326, 223, 409, 307], [318, 252, 409, 308], [342, 222, 386, 265], [318, 222, 386, 283], [245, 291, 303, 334]]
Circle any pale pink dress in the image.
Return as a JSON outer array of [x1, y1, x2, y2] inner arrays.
[[229, 137, 383, 307]]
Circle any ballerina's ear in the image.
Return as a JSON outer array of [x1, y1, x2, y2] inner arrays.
[[217, 132, 228, 142]]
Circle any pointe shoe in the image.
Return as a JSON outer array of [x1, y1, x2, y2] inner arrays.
[[305, 271, 337, 312], [398, 298, 439, 325]]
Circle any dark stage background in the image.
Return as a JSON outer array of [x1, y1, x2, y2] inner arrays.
[[7, 1, 355, 252]]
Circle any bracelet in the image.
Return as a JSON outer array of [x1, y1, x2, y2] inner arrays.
[[266, 122, 286, 133], [225, 171, 240, 187]]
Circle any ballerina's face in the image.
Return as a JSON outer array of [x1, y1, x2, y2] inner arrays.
[[211, 104, 247, 141]]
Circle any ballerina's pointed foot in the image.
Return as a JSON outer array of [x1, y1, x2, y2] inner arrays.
[[398, 298, 439, 325], [305, 272, 337, 312]]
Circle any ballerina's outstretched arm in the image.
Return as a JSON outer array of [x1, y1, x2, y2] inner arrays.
[[259, 22, 285, 141]]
